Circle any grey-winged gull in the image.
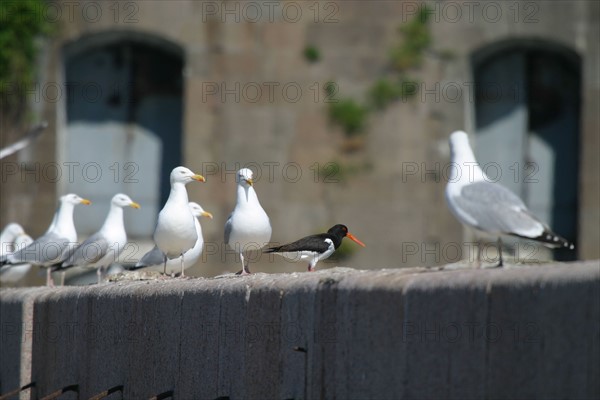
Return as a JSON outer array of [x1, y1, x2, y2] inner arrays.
[[153, 166, 206, 276], [0, 232, 33, 283], [135, 202, 212, 276], [224, 168, 272, 275], [0, 122, 48, 160], [0, 223, 26, 257], [445, 130, 574, 267], [59, 193, 140, 284], [1, 194, 91, 285]]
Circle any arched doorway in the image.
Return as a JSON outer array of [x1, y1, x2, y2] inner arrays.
[[472, 40, 580, 260], [62, 32, 184, 236]]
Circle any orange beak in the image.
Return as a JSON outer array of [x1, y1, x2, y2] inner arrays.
[[347, 233, 366, 247]]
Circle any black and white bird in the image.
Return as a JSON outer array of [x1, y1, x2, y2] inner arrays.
[[154, 166, 206, 276], [1, 194, 91, 286], [224, 168, 272, 275], [59, 193, 140, 283], [445, 130, 574, 267], [264, 224, 365, 272]]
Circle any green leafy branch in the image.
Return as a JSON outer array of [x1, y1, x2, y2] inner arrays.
[[321, 5, 432, 139], [0, 0, 56, 112]]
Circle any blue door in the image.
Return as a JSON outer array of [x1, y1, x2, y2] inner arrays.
[[64, 40, 184, 236], [474, 45, 580, 260]]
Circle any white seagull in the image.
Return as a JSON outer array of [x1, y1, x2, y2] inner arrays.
[[0, 121, 47, 160], [1, 194, 91, 286], [135, 202, 213, 276], [0, 223, 26, 257], [224, 168, 272, 275], [153, 166, 206, 276], [0, 232, 34, 284], [445, 130, 574, 267], [59, 193, 140, 284]]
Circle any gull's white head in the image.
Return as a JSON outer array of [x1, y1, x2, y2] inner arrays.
[[2, 223, 25, 238], [170, 166, 206, 185], [188, 202, 213, 219], [236, 168, 254, 187], [448, 130, 473, 159], [60, 193, 91, 206], [111, 193, 141, 209]]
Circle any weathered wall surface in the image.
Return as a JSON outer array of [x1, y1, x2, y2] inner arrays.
[[1, 260, 599, 399]]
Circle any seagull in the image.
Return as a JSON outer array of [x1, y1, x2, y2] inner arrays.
[[1, 194, 91, 286], [224, 168, 272, 275], [0, 121, 48, 160], [135, 202, 213, 276], [0, 223, 26, 257], [445, 130, 574, 267], [59, 193, 140, 284], [153, 166, 206, 276], [264, 224, 365, 271], [0, 232, 33, 284]]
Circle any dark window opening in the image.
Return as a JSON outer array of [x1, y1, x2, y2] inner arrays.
[[474, 45, 580, 261]]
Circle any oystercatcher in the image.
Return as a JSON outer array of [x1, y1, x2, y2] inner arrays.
[[264, 224, 365, 271], [445, 130, 574, 267]]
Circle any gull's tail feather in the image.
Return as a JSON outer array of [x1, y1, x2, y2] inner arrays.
[[513, 229, 575, 250]]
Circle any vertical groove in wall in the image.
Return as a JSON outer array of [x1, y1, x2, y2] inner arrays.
[[19, 293, 35, 400]]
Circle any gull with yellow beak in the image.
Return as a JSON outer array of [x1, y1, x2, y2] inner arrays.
[[134, 202, 212, 276], [224, 168, 272, 275], [445, 130, 574, 267], [0, 193, 91, 286], [59, 193, 140, 283], [154, 166, 206, 276]]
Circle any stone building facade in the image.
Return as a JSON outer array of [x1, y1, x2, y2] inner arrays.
[[1, 0, 598, 276]]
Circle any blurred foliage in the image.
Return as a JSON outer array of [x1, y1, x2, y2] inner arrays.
[[324, 80, 337, 97], [369, 5, 431, 110], [327, 5, 431, 136], [303, 45, 321, 63], [390, 6, 432, 71], [369, 78, 403, 110], [0, 0, 55, 111], [328, 98, 369, 137]]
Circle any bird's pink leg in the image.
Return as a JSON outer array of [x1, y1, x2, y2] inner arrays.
[[495, 237, 504, 268], [236, 252, 251, 275], [46, 268, 54, 287]]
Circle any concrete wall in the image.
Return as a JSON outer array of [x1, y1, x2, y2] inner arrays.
[[1, 260, 598, 399]]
